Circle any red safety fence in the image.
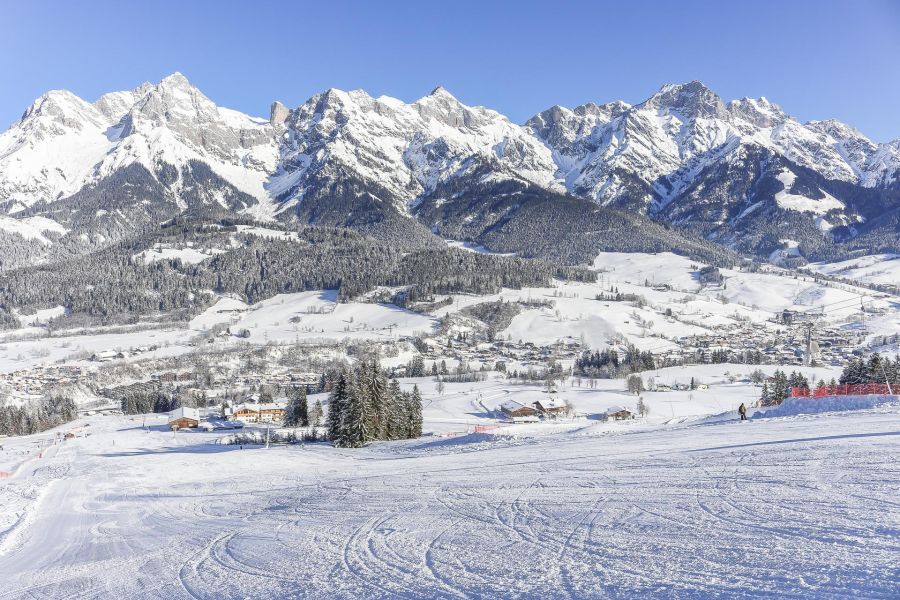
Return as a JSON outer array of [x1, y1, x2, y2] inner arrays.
[[473, 423, 509, 433], [0, 471, 12, 479], [791, 383, 896, 398]]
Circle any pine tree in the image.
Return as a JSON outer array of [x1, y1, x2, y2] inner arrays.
[[284, 386, 309, 427], [327, 371, 348, 445], [297, 387, 309, 426], [387, 379, 404, 439], [310, 400, 324, 427], [366, 359, 388, 440], [408, 385, 423, 438], [343, 372, 369, 448]]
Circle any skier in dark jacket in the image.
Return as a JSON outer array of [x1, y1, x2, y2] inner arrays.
[[738, 403, 747, 421]]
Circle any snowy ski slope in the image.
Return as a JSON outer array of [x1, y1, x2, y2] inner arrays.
[[0, 402, 897, 598]]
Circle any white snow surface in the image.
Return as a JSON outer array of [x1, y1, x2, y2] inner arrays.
[[134, 246, 224, 265], [0, 215, 68, 244], [0, 397, 897, 597], [773, 170, 844, 215], [758, 394, 899, 418], [808, 253, 900, 286]]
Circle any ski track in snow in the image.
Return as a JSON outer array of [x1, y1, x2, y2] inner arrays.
[[0, 409, 898, 598]]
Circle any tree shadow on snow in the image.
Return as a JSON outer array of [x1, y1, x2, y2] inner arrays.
[[99, 444, 239, 458], [688, 430, 900, 452]]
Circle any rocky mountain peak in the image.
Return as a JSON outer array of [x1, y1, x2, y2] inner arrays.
[[17, 90, 107, 132], [642, 80, 726, 119], [728, 96, 787, 128], [270, 101, 290, 126]]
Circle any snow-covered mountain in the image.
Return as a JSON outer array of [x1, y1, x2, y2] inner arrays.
[[269, 85, 562, 232], [1, 74, 899, 264], [528, 81, 900, 209], [0, 74, 277, 216]]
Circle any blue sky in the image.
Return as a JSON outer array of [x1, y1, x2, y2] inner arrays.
[[2, 0, 899, 141]]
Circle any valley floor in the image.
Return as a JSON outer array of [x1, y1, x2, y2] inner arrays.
[[1, 403, 898, 598]]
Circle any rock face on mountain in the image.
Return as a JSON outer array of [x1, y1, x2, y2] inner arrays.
[[1, 74, 898, 265], [527, 82, 899, 217], [269, 86, 561, 226]]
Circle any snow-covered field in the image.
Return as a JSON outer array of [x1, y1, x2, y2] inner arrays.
[[808, 253, 900, 287], [0, 395, 897, 598], [1, 250, 895, 379]]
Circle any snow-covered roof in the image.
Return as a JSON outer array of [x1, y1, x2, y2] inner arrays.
[[537, 396, 567, 408], [605, 406, 631, 414], [233, 402, 285, 413], [501, 400, 526, 412], [168, 407, 200, 421]]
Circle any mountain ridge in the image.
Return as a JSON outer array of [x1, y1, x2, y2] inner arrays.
[[2, 74, 899, 267]]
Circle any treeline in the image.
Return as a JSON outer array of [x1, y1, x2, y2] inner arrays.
[[0, 396, 78, 436], [111, 382, 177, 415], [414, 175, 741, 267], [839, 354, 900, 385], [197, 239, 594, 304], [574, 346, 670, 379], [760, 370, 810, 406], [121, 393, 182, 415], [282, 387, 324, 428], [0, 218, 596, 329], [0, 251, 203, 323], [326, 360, 423, 448], [462, 300, 523, 338]]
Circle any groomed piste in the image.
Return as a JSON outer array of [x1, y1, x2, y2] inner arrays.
[[0, 390, 897, 599]]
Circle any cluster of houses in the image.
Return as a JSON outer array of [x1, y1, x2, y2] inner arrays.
[[497, 396, 638, 423], [90, 344, 163, 363], [653, 382, 708, 392], [499, 396, 572, 423], [223, 401, 285, 423], [167, 398, 288, 431], [660, 321, 866, 368], [152, 369, 321, 392], [0, 365, 86, 401], [415, 336, 581, 373]]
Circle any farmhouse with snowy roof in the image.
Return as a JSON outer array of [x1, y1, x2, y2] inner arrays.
[[603, 406, 634, 421], [228, 402, 286, 423], [532, 396, 570, 416], [168, 407, 200, 430], [499, 400, 539, 422]]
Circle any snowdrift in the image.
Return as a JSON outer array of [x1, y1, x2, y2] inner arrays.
[[758, 395, 899, 418]]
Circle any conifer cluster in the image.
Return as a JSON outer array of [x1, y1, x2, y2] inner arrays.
[[326, 360, 423, 448]]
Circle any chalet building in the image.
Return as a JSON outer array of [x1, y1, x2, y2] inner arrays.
[[230, 404, 260, 422], [91, 350, 125, 362], [500, 400, 538, 422], [603, 406, 634, 421], [229, 402, 286, 423], [532, 397, 569, 416], [168, 407, 200, 430]]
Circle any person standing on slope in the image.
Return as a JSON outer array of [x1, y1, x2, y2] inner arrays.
[[738, 403, 747, 421]]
